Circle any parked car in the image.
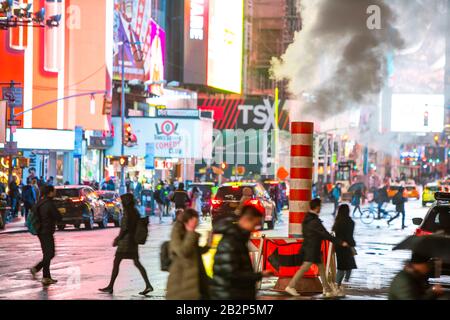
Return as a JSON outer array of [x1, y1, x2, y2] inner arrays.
[[211, 182, 276, 230], [188, 182, 216, 215], [54, 186, 108, 231], [422, 183, 439, 207], [412, 192, 450, 275], [96, 191, 122, 227]]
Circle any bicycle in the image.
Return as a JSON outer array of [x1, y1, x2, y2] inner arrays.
[[359, 204, 395, 225]]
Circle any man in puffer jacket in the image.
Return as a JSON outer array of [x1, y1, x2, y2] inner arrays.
[[210, 202, 272, 300]]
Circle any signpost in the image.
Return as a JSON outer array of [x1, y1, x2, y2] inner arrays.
[[7, 119, 21, 127], [2, 87, 23, 107]]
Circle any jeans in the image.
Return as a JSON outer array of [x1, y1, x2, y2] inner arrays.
[[10, 197, 19, 218], [333, 200, 339, 216], [388, 210, 406, 229], [288, 262, 332, 292], [336, 270, 352, 286], [377, 203, 387, 219], [34, 233, 55, 279]]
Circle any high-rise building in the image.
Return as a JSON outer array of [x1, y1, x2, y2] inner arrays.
[[245, 0, 301, 96]]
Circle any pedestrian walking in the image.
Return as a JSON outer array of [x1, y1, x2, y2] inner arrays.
[[166, 208, 210, 300], [389, 252, 443, 300], [30, 185, 62, 285], [133, 176, 142, 204], [8, 177, 20, 218], [351, 188, 363, 216], [99, 193, 153, 295], [170, 183, 191, 211], [210, 202, 273, 300], [331, 183, 342, 217], [388, 186, 408, 229], [375, 184, 389, 219], [190, 186, 202, 213], [332, 204, 357, 296], [22, 180, 37, 221], [285, 198, 348, 297], [154, 182, 165, 223]]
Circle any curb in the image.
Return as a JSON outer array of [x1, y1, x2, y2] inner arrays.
[[0, 228, 28, 235]]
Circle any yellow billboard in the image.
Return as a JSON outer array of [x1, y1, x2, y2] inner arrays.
[[207, 0, 244, 94]]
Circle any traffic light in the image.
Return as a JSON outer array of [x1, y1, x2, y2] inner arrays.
[[434, 134, 439, 145], [123, 123, 137, 147], [119, 156, 128, 167], [221, 162, 228, 170]]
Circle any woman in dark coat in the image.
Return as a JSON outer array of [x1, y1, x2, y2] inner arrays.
[[99, 194, 153, 295], [332, 204, 357, 292]]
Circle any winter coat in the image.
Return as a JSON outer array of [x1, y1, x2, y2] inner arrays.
[[376, 186, 389, 205], [331, 187, 341, 201], [114, 207, 139, 258], [166, 221, 209, 300], [171, 190, 190, 209], [389, 268, 437, 300], [300, 212, 342, 264], [210, 217, 262, 300], [22, 185, 36, 205], [333, 218, 357, 270], [393, 189, 407, 212], [36, 198, 62, 235]]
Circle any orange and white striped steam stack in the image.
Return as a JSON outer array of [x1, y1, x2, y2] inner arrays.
[[289, 122, 314, 238]]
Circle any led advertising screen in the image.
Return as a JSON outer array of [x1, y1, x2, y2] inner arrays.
[[183, 0, 209, 85], [207, 0, 244, 94], [391, 94, 444, 133]]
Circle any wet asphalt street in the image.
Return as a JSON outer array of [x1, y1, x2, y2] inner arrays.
[[0, 200, 448, 300]]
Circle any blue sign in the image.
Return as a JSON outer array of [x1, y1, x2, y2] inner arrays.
[[74, 127, 83, 158], [145, 143, 155, 170]]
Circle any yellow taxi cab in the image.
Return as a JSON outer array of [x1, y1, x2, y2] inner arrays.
[[405, 184, 420, 200], [422, 183, 439, 206]]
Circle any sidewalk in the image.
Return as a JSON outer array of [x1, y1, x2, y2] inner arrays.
[[0, 216, 27, 235]]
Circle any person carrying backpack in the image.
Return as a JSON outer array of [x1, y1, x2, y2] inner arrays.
[[30, 185, 62, 286], [388, 186, 408, 229], [99, 193, 153, 295], [170, 183, 191, 210]]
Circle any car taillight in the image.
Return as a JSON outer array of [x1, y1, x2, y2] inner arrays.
[[211, 199, 222, 207], [71, 196, 85, 203], [415, 228, 432, 236]]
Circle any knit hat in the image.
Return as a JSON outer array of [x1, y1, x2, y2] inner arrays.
[[410, 251, 430, 264]]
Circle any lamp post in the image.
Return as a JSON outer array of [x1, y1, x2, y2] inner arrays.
[[117, 37, 142, 195]]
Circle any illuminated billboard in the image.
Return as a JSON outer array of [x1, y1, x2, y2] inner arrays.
[[207, 0, 244, 94], [183, 0, 209, 85]]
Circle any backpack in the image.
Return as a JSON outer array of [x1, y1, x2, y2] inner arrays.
[[134, 216, 149, 245], [173, 191, 190, 208], [160, 241, 172, 272], [392, 191, 402, 206], [26, 205, 41, 236]]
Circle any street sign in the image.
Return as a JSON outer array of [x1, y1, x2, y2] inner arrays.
[[4, 141, 18, 156], [2, 87, 23, 107], [7, 119, 21, 127]]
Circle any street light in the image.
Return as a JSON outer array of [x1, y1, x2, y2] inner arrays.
[[117, 38, 143, 195]]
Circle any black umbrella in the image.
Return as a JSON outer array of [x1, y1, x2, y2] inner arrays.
[[393, 235, 450, 262], [348, 182, 365, 193]]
